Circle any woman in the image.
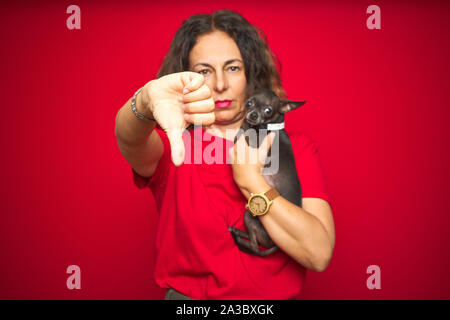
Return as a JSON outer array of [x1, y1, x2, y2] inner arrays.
[[115, 9, 335, 300]]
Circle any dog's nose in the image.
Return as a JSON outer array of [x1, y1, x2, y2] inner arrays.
[[248, 111, 258, 121]]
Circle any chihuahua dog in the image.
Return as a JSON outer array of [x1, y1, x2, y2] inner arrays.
[[228, 89, 306, 256]]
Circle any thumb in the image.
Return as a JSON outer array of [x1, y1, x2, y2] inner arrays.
[[181, 72, 204, 93], [165, 127, 185, 166], [258, 132, 276, 163]]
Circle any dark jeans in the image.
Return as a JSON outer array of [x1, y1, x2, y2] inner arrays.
[[165, 288, 195, 300], [165, 288, 296, 300]]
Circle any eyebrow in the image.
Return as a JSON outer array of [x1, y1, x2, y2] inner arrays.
[[192, 59, 243, 69]]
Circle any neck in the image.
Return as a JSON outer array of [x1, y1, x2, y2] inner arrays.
[[204, 118, 245, 140]]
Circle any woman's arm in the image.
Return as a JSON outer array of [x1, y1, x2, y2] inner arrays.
[[115, 85, 163, 178], [229, 133, 335, 272], [242, 175, 335, 272], [115, 72, 216, 175]]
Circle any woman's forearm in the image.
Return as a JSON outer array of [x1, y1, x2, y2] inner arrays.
[[115, 87, 156, 147], [115, 85, 166, 177], [243, 177, 333, 272]]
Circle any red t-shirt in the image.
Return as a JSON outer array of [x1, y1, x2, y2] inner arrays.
[[132, 125, 330, 299]]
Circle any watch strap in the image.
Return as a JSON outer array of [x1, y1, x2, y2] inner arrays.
[[265, 188, 280, 201]]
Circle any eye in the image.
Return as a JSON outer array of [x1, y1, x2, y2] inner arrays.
[[264, 107, 273, 117], [228, 66, 240, 72], [198, 69, 210, 75], [246, 100, 253, 107]]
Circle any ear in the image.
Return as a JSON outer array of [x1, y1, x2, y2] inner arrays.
[[279, 100, 306, 114]]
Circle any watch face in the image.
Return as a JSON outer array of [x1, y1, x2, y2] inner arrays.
[[249, 195, 267, 215]]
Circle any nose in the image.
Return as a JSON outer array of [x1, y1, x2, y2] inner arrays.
[[248, 111, 258, 121], [213, 70, 228, 92]]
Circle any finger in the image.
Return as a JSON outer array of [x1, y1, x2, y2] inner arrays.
[[181, 72, 205, 94], [182, 84, 212, 103], [235, 131, 247, 146], [233, 133, 249, 164], [183, 97, 215, 113], [258, 132, 276, 162], [260, 132, 276, 150], [184, 112, 215, 126], [165, 127, 185, 167]]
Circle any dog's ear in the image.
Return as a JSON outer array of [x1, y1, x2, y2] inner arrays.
[[279, 100, 306, 114]]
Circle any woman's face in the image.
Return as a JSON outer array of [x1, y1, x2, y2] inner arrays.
[[189, 30, 247, 126]]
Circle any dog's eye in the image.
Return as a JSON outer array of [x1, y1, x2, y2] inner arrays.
[[264, 107, 273, 117], [246, 100, 253, 107]]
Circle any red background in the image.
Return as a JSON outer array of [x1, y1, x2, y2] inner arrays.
[[0, 0, 449, 299]]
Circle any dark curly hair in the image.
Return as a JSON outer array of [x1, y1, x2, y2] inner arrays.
[[157, 9, 286, 99]]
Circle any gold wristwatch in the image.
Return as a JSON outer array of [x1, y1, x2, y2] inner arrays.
[[246, 187, 280, 217]]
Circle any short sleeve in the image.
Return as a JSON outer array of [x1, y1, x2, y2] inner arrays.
[[132, 167, 151, 189], [131, 127, 172, 190], [290, 133, 330, 203]]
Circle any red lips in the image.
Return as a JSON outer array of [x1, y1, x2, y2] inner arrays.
[[215, 100, 232, 108]]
